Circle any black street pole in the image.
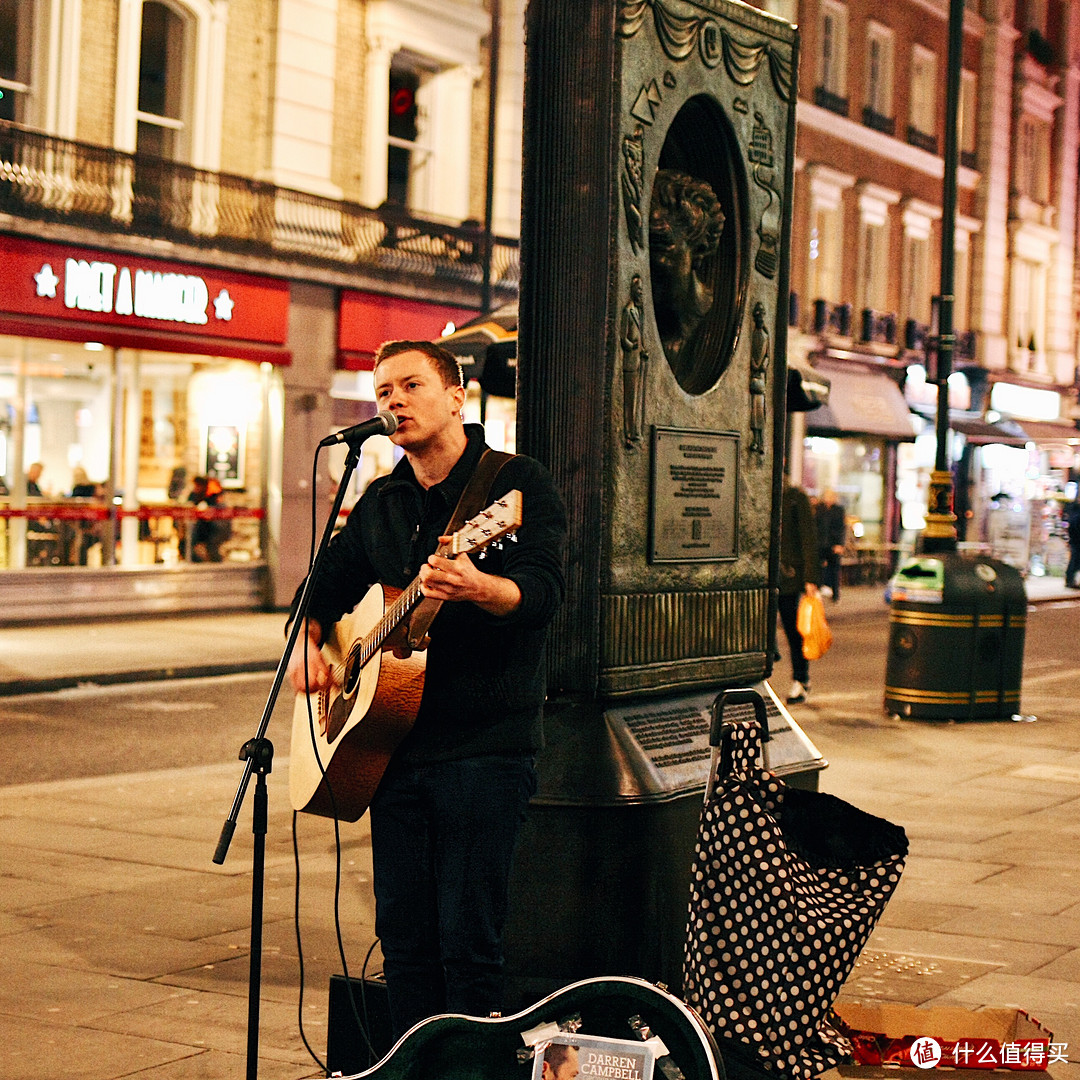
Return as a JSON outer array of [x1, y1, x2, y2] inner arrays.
[[479, 0, 501, 425], [922, 0, 964, 552]]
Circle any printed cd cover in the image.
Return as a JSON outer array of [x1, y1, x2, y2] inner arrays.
[[531, 1033, 655, 1080]]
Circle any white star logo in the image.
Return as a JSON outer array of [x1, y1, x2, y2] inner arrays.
[[34, 263, 59, 299], [212, 288, 234, 321]]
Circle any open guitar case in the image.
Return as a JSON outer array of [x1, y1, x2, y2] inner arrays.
[[339, 974, 723, 1079]]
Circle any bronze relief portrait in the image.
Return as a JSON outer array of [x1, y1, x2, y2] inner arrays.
[[648, 95, 748, 396]]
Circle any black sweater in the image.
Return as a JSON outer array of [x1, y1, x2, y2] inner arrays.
[[291, 425, 567, 764]]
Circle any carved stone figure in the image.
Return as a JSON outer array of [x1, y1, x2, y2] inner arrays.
[[648, 170, 725, 381], [749, 301, 769, 454], [620, 274, 649, 446]]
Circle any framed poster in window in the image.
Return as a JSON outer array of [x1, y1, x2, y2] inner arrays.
[[205, 424, 244, 488]]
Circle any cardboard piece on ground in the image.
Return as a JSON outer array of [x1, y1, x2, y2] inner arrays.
[[834, 1002, 1053, 1078]]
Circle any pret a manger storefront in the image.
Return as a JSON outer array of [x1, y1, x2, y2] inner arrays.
[[0, 234, 290, 619]]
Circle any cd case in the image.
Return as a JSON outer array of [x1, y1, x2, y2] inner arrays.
[[531, 1033, 655, 1080]]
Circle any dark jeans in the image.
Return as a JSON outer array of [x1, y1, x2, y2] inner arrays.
[[369, 752, 537, 1038], [778, 592, 810, 685], [820, 549, 841, 599], [1068, 544, 1080, 586]]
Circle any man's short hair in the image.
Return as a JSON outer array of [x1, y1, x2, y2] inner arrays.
[[373, 339, 463, 389], [545, 1043, 578, 1070]]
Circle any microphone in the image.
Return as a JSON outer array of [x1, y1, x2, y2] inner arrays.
[[319, 410, 398, 447]]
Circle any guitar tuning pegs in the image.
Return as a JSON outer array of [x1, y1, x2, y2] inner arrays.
[[508, 530, 519, 542], [478, 550, 487, 560]]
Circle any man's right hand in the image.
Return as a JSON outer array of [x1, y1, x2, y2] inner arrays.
[[287, 619, 332, 694]]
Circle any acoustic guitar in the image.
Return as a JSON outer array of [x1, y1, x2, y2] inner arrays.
[[289, 491, 523, 821], [336, 974, 724, 1080]]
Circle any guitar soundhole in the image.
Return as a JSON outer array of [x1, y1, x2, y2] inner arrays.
[[343, 653, 361, 696], [324, 690, 353, 744]]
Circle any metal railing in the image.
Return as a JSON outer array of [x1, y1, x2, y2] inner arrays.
[[0, 120, 520, 294]]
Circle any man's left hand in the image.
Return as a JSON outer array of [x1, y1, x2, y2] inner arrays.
[[420, 543, 522, 617]]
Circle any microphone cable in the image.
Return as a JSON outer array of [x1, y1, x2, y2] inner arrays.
[[291, 444, 381, 1073]]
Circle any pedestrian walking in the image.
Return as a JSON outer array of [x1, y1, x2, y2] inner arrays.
[[778, 479, 821, 703], [1065, 498, 1080, 588], [815, 487, 846, 601]]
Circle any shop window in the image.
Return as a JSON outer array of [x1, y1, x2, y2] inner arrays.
[[0, 336, 271, 570], [0, 0, 35, 125]]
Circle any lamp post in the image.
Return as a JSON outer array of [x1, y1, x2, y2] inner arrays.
[[921, 0, 965, 552]]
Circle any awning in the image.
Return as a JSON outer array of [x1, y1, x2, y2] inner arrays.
[[787, 362, 830, 412], [806, 367, 917, 440], [1014, 418, 1080, 445], [950, 413, 1029, 447], [910, 407, 1030, 447]]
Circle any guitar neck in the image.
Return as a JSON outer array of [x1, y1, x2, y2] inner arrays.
[[361, 575, 425, 662]]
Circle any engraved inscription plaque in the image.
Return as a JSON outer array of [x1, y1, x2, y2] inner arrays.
[[650, 427, 738, 562]]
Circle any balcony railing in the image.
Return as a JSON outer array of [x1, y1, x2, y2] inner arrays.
[[906, 125, 938, 155], [0, 120, 519, 295], [861, 106, 896, 137], [813, 86, 849, 117]]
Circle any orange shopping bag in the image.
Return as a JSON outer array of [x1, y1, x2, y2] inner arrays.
[[797, 592, 833, 660]]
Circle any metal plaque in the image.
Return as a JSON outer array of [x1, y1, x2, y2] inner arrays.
[[649, 427, 738, 562]]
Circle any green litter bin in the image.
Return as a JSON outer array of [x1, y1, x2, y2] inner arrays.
[[885, 553, 1026, 721]]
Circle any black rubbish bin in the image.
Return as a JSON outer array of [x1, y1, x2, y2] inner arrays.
[[884, 552, 1026, 721]]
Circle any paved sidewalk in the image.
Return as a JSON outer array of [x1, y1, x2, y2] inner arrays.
[[0, 575, 1071, 696], [0, 578, 1077, 1079]]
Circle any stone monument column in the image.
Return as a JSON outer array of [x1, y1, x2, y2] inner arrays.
[[507, 0, 801, 1001]]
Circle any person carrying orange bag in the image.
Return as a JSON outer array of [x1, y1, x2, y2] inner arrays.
[[777, 479, 821, 703], [797, 589, 833, 660]]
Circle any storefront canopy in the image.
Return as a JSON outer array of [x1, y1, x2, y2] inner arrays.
[[1014, 418, 1080, 445], [805, 366, 917, 440], [909, 407, 1031, 447], [950, 412, 1029, 447]]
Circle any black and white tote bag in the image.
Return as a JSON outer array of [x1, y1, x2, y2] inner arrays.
[[683, 690, 908, 1080]]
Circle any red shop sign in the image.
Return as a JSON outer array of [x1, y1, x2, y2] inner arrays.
[[0, 235, 290, 346]]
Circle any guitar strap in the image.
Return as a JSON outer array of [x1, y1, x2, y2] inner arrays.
[[405, 448, 515, 649]]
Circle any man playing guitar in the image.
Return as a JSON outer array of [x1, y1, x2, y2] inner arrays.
[[287, 339, 567, 1039]]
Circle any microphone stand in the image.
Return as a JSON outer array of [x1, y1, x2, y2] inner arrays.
[[213, 437, 367, 1080]]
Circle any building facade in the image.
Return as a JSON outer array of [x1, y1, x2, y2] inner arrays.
[[0, 0, 524, 620], [771, 0, 1080, 575]]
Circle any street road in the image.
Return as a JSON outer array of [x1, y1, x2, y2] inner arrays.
[[0, 595, 1076, 789], [0, 670, 291, 787]]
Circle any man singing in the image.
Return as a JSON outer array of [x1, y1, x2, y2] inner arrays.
[[287, 339, 566, 1037]]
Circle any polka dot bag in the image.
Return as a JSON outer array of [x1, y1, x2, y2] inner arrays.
[[683, 690, 908, 1080]]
